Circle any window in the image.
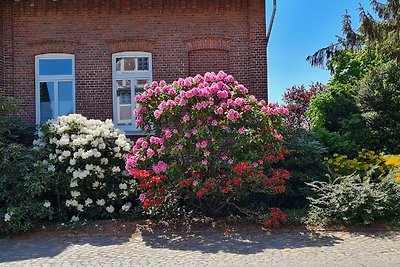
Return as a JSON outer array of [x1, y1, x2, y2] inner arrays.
[[112, 52, 152, 134], [35, 54, 75, 124]]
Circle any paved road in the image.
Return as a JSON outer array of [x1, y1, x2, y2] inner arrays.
[[0, 228, 399, 267]]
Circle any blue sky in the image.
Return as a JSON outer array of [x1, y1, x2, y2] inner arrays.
[[267, 0, 372, 103]]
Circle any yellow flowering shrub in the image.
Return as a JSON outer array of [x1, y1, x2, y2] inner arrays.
[[385, 155, 400, 167], [324, 150, 389, 177], [325, 151, 400, 183], [394, 173, 400, 183], [384, 155, 400, 183]]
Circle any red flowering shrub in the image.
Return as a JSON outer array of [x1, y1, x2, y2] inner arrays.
[[261, 208, 287, 228], [126, 71, 290, 218]]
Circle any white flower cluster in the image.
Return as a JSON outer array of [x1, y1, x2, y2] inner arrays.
[[35, 114, 135, 218], [4, 212, 13, 222]]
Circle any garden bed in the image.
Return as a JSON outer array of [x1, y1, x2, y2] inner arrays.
[[8, 216, 400, 242]]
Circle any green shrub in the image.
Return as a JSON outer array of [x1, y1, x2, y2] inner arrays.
[[284, 208, 308, 226], [308, 61, 400, 156], [0, 201, 52, 235], [307, 171, 400, 226], [306, 85, 362, 156], [272, 129, 328, 208], [313, 128, 359, 156], [307, 84, 359, 133], [0, 90, 19, 116], [0, 117, 35, 146], [357, 61, 400, 154], [0, 119, 51, 235]]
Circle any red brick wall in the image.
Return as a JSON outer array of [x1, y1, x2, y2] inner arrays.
[[2, 1, 14, 99], [248, 0, 268, 99], [189, 49, 229, 76], [5, 0, 267, 123], [0, 3, 3, 90]]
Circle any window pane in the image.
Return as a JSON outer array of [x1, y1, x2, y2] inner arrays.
[[40, 82, 55, 122], [115, 58, 122, 72], [58, 81, 74, 116], [39, 58, 73, 75], [134, 79, 148, 128], [137, 57, 149, 70], [116, 80, 132, 125], [135, 79, 147, 95], [115, 57, 136, 72]]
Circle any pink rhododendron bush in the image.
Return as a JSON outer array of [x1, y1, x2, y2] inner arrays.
[[126, 71, 290, 223]]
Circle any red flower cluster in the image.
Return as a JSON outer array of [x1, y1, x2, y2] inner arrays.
[[262, 208, 287, 228], [137, 175, 167, 189], [233, 162, 252, 174], [264, 147, 288, 162], [261, 168, 291, 192], [220, 175, 244, 193], [231, 177, 241, 185], [143, 196, 163, 209], [196, 187, 208, 198], [271, 168, 291, 179], [133, 169, 152, 179]]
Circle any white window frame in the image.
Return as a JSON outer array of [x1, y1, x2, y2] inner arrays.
[[35, 53, 76, 124], [112, 51, 152, 135]]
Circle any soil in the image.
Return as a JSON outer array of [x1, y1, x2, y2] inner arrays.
[[8, 217, 400, 241]]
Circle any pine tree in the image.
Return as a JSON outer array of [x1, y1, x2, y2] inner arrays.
[[307, 0, 400, 68]]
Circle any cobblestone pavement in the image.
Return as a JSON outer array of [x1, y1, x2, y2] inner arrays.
[[0, 228, 399, 267]]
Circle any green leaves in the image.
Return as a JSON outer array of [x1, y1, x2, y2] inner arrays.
[[0, 118, 53, 236], [307, 173, 400, 226], [308, 0, 400, 68]]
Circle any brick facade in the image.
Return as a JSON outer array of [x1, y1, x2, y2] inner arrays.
[[1, 0, 267, 123], [0, 4, 3, 90], [189, 50, 230, 76]]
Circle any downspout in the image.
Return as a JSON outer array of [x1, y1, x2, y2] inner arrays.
[[266, 0, 277, 46], [265, 0, 277, 98]]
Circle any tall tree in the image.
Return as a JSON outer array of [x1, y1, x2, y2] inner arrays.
[[283, 83, 325, 130], [307, 0, 400, 68]]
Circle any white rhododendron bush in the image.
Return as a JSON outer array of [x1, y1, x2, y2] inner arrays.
[[34, 114, 136, 221]]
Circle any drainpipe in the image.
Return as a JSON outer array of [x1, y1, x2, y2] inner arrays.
[[265, 0, 277, 98], [266, 0, 277, 46]]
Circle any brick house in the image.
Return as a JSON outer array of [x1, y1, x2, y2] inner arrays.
[[0, 0, 268, 134]]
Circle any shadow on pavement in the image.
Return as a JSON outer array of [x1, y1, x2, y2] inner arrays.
[[140, 228, 344, 254], [1, 219, 398, 263], [0, 234, 129, 263]]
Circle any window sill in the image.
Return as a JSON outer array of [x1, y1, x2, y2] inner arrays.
[[119, 129, 144, 136]]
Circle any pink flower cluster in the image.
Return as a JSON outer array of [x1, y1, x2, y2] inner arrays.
[[135, 71, 282, 127], [152, 161, 168, 174], [196, 140, 208, 148], [182, 114, 190, 122], [261, 103, 289, 116], [227, 109, 241, 122], [139, 193, 147, 202]]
